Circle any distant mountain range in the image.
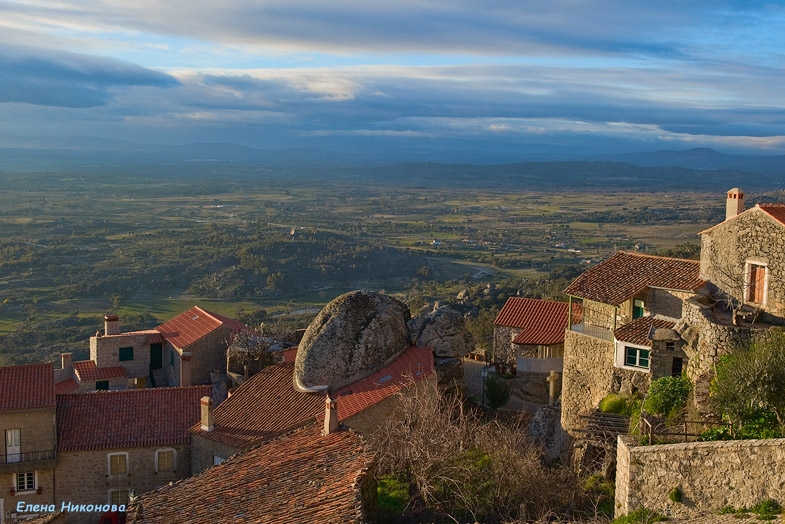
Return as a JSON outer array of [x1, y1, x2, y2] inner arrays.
[[1, 134, 783, 191]]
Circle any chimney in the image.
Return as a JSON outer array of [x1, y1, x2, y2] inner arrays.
[[61, 353, 73, 375], [200, 396, 214, 432], [322, 394, 339, 435], [104, 314, 120, 336], [726, 188, 745, 221], [180, 352, 192, 387]]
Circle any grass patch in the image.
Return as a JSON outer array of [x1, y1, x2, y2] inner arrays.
[[610, 507, 667, 523], [376, 475, 410, 523]]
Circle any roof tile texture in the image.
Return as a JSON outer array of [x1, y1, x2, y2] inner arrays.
[[57, 385, 211, 451], [494, 297, 569, 346], [0, 363, 55, 411], [73, 360, 127, 381], [128, 424, 373, 524], [564, 252, 704, 306], [759, 203, 785, 226], [614, 317, 676, 346], [155, 306, 245, 349]]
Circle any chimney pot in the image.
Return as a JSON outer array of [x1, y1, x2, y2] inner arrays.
[[725, 187, 745, 221], [200, 396, 214, 432]]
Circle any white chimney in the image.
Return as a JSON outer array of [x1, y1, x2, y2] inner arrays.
[[61, 353, 73, 374], [104, 314, 120, 336], [322, 395, 339, 435], [726, 188, 745, 221], [200, 396, 214, 432]]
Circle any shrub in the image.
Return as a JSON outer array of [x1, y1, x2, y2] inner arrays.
[[599, 393, 641, 416], [610, 507, 667, 523], [377, 475, 410, 523], [485, 374, 511, 410], [750, 498, 781, 520], [668, 486, 683, 503], [643, 375, 691, 418]]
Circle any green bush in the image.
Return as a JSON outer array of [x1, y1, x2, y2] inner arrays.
[[485, 374, 511, 409], [751, 498, 781, 520], [610, 507, 667, 523], [599, 393, 641, 416], [376, 475, 410, 523], [668, 486, 683, 503], [700, 425, 732, 441], [643, 376, 691, 417]]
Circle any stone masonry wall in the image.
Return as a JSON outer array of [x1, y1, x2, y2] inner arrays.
[[189, 434, 242, 475], [186, 326, 234, 386], [0, 410, 56, 458], [55, 445, 190, 524], [676, 298, 753, 413], [493, 325, 521, 363], [701, 208, 785, 323], [561, 330, 615, 433], [616, 435, 785, 519], [90, 333, 152, 379]]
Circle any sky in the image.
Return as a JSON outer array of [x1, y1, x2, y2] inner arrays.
[[1, 1, 785, 158]]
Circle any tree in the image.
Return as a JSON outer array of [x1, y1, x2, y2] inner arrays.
[[226, 321, 295, 377], [485, 374, 511, 410], [370, 383, 576, 523], [710, 329, 785, 432]]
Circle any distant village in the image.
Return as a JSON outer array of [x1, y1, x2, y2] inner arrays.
[[2, 187, 785, 523]]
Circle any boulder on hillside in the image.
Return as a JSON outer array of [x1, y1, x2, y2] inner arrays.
[[294, 290, 411, 392]]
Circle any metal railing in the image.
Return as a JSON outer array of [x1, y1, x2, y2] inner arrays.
[[0, 449, 57, 465], [640, 418, 731, 445]]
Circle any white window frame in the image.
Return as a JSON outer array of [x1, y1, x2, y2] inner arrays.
[[744, 259, 769, 305], [155, 448, 176, 473], [614, 340, 651, 372], [107, 452, 129, 476], [5, 428, 21, 463], [15, 471, 37, 493]]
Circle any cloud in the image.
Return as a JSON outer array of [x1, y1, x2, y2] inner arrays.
[[0, 44, 178, 108]]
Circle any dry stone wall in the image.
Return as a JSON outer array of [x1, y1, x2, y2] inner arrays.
[[561, 330, 615, 433], [616, 435, 785, 519]]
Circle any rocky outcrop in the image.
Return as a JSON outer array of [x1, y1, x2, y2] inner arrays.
[[408, 304, 475, 393], [294, 290, 411, 391]]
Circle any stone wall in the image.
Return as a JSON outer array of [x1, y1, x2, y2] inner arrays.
[[647, 289, 693, 319], [1, 469, 55, 519], [185, 327, 234, 386], [0, 410, 56, 459], [676, 298, 754, 413], [55, 445, 190, 524], [616, 435, 785, 519], [561, 330, 615, 433], [700, 208, 785, 323], [493, 325, 520, 363], [90, 333, 152, 379], [189, 434, 243, 475]]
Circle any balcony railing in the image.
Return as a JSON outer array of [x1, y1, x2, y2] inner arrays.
[[569, 322, 614, 342], [0, 449, 57, 466]]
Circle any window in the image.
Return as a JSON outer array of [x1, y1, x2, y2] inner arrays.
[[108, 453, 128, 475], [632, 299, 645, 319], [96, 380, 109, 391], [109, 490, 129, 506], [5, 428, 21, 463], [150, 343, 163, 370], [624, 346, 650, 369], [156, 449, 176, 473], [666, 342, 675, 351], [16, 472, 36, 492], [119, 347, 134, 361], [672, 357, 684, 377]]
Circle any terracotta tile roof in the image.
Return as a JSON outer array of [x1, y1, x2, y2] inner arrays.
[[155, 306, 245, 349], [614, 317, 676, 347], [0, 363, 55, 411], [57, 385, 211, 452], [564, 252, 704, 306], [54, 378, 79, 395], [494, 297, 569, 346], [128, 423, 373, 524], [192, 363, 324, 449], [332, 346, 434, 421], [193, 346, 434, 449], [73, 360, 127, 381], [758, 204, 785, 227]]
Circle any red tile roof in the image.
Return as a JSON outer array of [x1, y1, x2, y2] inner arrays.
[[128, 424, 373, 524], [193, 346, 434, 449], [332, 346, 434, 421], [54, 378, 79, 395], [614, 317, 676, 347], [494, 297, 569, 346], [73, 360, 127, 381], [0, 363, 55, 411], [57, 385, 211, 452], [155, 306, 245, 349], [758, 204, 785, 227], [564, 252, 704, 306]]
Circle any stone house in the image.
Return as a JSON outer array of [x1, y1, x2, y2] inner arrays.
[[190, 345, 435, 474], [699, 188, 785, 324], [127, 423, 375, 524], [156, 306, 245, 387], [1, 364, 58, 524], [493, 297, 569, 370], [54, 307, 245, 393], [560, 251, 706, 432], [54, 386, 210, 524]]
